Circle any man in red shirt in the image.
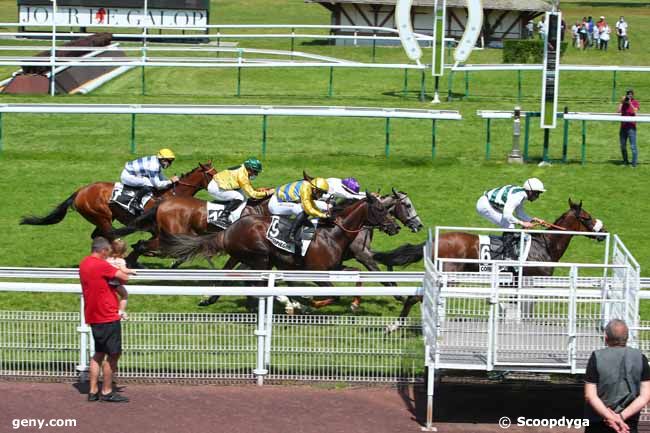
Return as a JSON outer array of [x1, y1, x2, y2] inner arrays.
[[618, 89, 640, 167], [79, 237, 130, 403]]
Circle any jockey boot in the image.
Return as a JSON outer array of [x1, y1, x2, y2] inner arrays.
[[500, 231, 520, 260], [133, 187, 154, 210], [217, 200, 243, 227], [289, 212, 309, 249]]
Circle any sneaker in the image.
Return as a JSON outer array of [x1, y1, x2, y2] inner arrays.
[[87, 393, 99, 402], [100, 392, 129, 403]]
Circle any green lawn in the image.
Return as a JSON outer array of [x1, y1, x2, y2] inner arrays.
[[0, 0, 648, 316]]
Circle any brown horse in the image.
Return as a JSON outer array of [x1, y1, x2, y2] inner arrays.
[[373, 199, 607, 325], [20, 162, 216, 239], [109, 195, 272, 266], [161, 194, 399, 307]]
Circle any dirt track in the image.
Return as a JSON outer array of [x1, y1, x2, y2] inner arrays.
[[0, 379, 589, 433]]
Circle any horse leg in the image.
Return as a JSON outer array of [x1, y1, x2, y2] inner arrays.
[[386, 295, 421, 334], [342, 266, 362, 313], [125, 238, 155, 268], [198, 256, 240, 307], [309, 282, 339, 309]]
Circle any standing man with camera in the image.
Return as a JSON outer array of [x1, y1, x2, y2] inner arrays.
[[618, 89, 640, 167]]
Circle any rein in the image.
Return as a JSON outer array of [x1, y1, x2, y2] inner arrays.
[[333, 217, 366, 234], [536, 220, 567, 231]]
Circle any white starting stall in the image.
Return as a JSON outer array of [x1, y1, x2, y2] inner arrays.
[[421, 227, 641, 430]]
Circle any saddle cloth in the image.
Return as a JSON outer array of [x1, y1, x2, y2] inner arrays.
[[266, 215, 316, 256], [478, 233, 532, 272], [109, 183, 152, 215], [206, 202, 245, 229]]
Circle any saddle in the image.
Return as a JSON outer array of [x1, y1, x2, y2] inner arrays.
[[206, 202, 229, 229], [109, 183, 153, 215], [266, 215, 316, 256]]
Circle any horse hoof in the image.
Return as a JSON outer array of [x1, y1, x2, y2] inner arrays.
[[285, 306, 295, 315], [350, 303, 360, 313], [198, 296, 217, 307], [385, 322, 400, 334]]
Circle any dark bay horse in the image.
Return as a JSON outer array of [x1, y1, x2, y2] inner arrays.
[[161, 193, 400, 308], [109, 195, 273, 266], [373, 200, 607, 326], [20, 162, 216, 239]]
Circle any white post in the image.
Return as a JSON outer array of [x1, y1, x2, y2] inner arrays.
[[422, 362, 438, 431], [142, 0, 148, 66], [76, 294, 90, 380], [486, 263, 499, 370], [568, 265, 577, 373], [254, 287, 269, 385], [50, 0, 57, 96], [264, 275, 276, 369]]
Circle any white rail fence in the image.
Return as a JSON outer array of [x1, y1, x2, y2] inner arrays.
[[420, 227, 643, 429], [0, 269, 424, 384]]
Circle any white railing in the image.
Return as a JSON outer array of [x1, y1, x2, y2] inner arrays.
[[0, 269, 423, 384]]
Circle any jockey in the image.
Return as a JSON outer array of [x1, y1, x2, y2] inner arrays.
[[476, 178, 546, 255], [120, 148, 179, 205], [207, 157, 272, 227], [322, 177, 365, 202], [269, 176, 330, 247]]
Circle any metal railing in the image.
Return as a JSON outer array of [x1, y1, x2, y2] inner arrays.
[[0, 269, 423, 384]]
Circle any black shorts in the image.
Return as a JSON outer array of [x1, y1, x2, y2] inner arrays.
[[91, 320, 122, 355]]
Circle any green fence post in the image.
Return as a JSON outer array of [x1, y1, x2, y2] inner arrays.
[[611, 70, 617, 103], [290, 27, 295, 57], [581, 120, 587, 165], [130, 113, 136, 154], [216, 27, 220, 58], [372, 34, 377, 63], [262, 115, 268, 157], [236, 67, 241, 97], [523, 113, 531, 161], [328, 67, 334, 98], [431, 119, 436, 159], [447, 70, 454, 101], [542, 129, 550, 162], [464, 71, 469, 99], [141, 66, 145, 96], [385, 118, 391, 157], [485, 118, 491, 160], [517, 69, 522, 103], [402, 68, 408, 98], [0, 112, 3, 153], [562, 116, 569, 163], [419, 69, 426, 102]]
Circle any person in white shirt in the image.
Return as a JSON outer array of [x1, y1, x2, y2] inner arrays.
[[600, 23, 611, 51], [616, 16, 628, 50]]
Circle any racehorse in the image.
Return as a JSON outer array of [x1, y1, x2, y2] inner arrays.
[[373, 199, 607, 328], [109, 195, 273, 267], [161, 194, 400, 309], [20, 162, 216, 239]]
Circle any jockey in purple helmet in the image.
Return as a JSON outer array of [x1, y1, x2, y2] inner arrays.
[[320, 177, 364, 203]]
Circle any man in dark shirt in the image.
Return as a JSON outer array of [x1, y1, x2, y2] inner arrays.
[[79, 237, 130, 403], [584, 319, 650, 433], [618, 89, 640, 167]]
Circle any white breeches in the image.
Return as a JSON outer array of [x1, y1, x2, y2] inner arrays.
[[121, 170, 154, 188], [268, 195, 302, 217], [207, 180, 247, 218], [476, 195, 514, 229], [314, 200, 329, 212]]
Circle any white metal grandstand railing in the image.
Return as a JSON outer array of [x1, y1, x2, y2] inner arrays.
[[0, 269, 423, 384]]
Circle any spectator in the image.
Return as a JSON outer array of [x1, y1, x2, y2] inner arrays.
[[600, 22, 611, 51], [580, 23, 589, 50], [537, 18, 546, 40], [593, 24, 601, 50], [572, 21, 581, 48], [585, 319, 650, 433], [597, 16, 606, 32], [561, 17, 566, 42], [526, 20, 534, 39], [618, 89, 640, 167], [616, 16, 628, 50], [587, 16, 594, 47], [79, 237, 130, 403]]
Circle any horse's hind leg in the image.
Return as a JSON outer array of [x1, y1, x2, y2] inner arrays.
[[198, 256, 241, 307], [386, 295, 421, 333]]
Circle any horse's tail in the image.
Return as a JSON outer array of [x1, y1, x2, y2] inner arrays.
[[373, 242, 425, 267], [109, 204, 159, 238], [159, 232, 225, 262], [20, 191, 78, 226]]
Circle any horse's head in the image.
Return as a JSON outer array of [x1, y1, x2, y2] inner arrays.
[[179, 161, 216, 189], [386, 188, 424, 233], [562, 199, 607, 241], [366, 192, 400, 236]]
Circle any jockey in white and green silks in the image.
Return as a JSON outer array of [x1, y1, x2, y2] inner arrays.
[[476, 178, 546, 229]]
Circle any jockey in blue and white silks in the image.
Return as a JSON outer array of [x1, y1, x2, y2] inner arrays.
[[476, 178, 546, 229], [120, 148, 179, 203]]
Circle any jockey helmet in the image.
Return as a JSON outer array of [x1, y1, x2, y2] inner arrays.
[[311, 177, 329, 193], [342, 177, 360, 194], [524, 178, 546, 192], [244, 158, 263, 173], [157, 148, 176, 160]]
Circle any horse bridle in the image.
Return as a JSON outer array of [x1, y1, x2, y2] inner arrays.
[[391, 195, 420, 227], [573, 207, 602, 233], [175, 166, 216, 190]]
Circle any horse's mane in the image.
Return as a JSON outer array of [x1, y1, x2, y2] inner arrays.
[[330, 198, 363, 217]]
